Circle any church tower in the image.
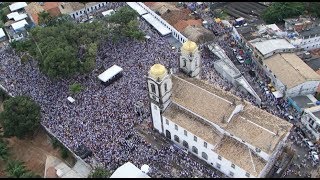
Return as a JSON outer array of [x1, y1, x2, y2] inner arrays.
[[179, 40, 201, 78], [147, 64, 172, 134]]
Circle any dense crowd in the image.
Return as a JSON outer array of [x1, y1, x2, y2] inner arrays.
[[0, 2, 310, 178], [0, 10, 223, 177]]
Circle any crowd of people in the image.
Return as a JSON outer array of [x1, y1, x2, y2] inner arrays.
[[0, 7, 224, 177], [0, 2, 313, 178]]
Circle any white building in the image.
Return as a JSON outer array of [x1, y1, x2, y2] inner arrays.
[[58, 2, 108, 19], [147, 41, 293, 178], [260, 53, 320, 97], [301, 106, 320, 142], [9, 2, 27, 12], [110, 162, 150, 178], [250, 38, 296, 61], [298, 26, 320, 51]]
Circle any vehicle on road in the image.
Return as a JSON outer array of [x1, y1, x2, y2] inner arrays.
[[236, 55, 244, 63]]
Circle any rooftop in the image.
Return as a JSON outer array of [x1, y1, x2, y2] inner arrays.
[[43, 2, 61, 17], [214, 136, 267, 177], [250, 38, 295, 56], [170, 74, 292, 155], [163, 103, 223, 146], [305, 57, 320, 71], [263, 53, 320, 89], [9, 2, 28, 12], [305, 105, 320, 120], [24, 2, 44, 25], [299, 25, 320, 38], [58, 2, 85, 14]]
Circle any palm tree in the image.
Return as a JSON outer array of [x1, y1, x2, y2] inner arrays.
[[0, 140, 9, 161], [5, 160, 28, 178]]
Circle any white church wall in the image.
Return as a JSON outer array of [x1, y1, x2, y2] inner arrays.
[[163, 117, 255, 178], [151, 103, 162, 133]]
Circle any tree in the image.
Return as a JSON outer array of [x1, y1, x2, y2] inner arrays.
[[0, 96, 41, 139], [5, 160, 27, 178], [69, 83, 83, 95], [38, 11, 52, 26], [89, 167, 111, 178], [0, 140, 9, 162], [5, 160, 40, 178], [106, 6, 145, 40], [261, 2, 306, 23]]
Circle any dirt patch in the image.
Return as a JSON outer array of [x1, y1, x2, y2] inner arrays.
[[0, 126, 75, 177]]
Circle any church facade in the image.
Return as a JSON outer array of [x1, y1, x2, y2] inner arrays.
[[147, 40, 293, 178]]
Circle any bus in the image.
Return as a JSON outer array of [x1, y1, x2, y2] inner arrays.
[[98, 65, 123, 86]]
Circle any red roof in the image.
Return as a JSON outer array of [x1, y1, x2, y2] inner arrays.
[[31, 13, 39, 25], [43, 2, 61, 17]]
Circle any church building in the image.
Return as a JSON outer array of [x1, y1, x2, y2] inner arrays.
[[147, 40, 293, 178]]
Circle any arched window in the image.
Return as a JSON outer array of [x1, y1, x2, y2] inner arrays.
[[174, 135, 180, 143], [202, 152, 208, 160], [151, 84, 156, 93], [164, 83, 168, 92], [182, 140, 189, 149], [165, 130, 171, 139], [192, 146, 198, 154]]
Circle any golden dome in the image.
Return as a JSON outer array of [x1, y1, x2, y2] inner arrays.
[[181, 40, 197, 52], [149, 64, 167, 80]]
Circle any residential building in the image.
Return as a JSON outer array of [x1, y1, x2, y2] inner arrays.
[[58, 2, 107, 19], [258, 53, 320, 97], [301, 106, 320, 142], [284, 17, 320, 51], [148, 40, 293, 178]]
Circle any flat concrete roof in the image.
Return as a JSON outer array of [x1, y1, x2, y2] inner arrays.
[[291, 95, 313, 109], [250, 38, 295, 56], [305, 57, 320, 71], [300, 26, 320, 38], [263, 53, 320, 89]]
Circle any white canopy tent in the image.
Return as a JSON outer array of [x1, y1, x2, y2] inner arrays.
[[98, 65, 123, 83], [110, 162, 150, 178], [67, 97, 75, 103], [142, 14, 171, 36], [102, 9, 115, 17], [126, 2, 148, 15], [9, 2, 27, 12], [0, 28, 6, 39], [272, 91, 283, 99], [11, 19, 28, 31]]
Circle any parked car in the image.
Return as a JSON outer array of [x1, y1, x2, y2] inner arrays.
[[236, 55, 244, 63]]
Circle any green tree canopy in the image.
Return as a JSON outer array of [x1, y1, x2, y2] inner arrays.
[[106, 6, 145, 41], [5, 160, 40, 178], [5, 160, 28, 178], [0, 140, 9, 162], [0, 96, 41, 139], [89, 167, 111, 178], [11, 6, 144, 79], [69, 83, 84, 95], [262, 2, 306, 24]]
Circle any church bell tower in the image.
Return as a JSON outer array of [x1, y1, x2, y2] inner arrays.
[[147, 64, 172, 134], [179, 40, 201, 78]]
